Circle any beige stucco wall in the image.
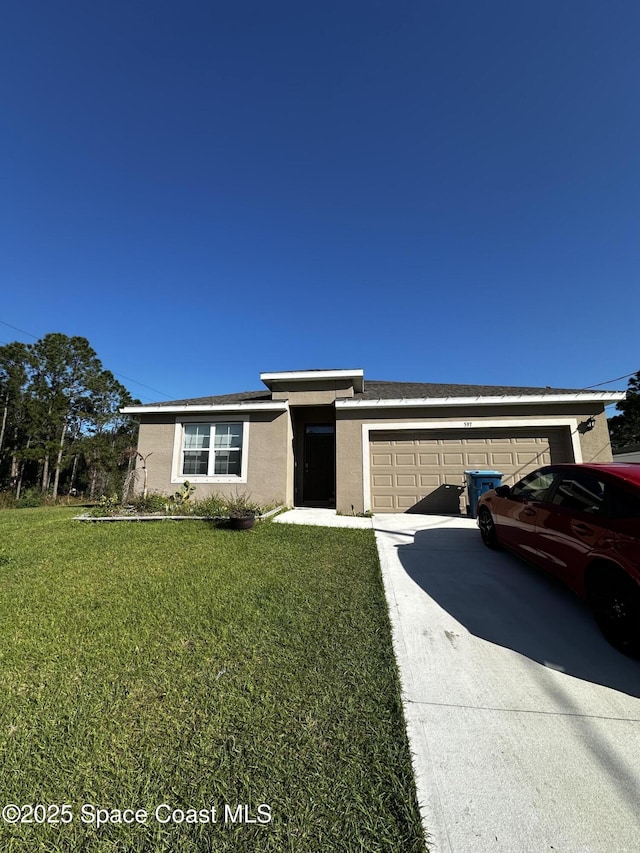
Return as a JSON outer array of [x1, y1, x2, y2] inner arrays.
[[335, 403, 612, 514], [271, 378, 355, 403], [135, 410, 291, 507], [134, 399, 615, 514]]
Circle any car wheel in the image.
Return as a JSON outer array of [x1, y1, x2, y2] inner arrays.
[[478, 508, 500, 549], [588, 571, 640, 656]]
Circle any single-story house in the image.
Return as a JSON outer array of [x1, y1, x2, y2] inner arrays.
[[121, 369, 626, 515]]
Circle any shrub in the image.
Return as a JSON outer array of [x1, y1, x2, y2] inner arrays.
[[129, 493, 169, 514], [224, 491, 260, 518], [16, 490, 45, 509], [164, 481, 197, 514], [88, 494, 121, 517], [191, 495, 228, 517]]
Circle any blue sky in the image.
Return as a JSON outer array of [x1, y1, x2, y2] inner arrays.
[[1, 1, 638, 405]]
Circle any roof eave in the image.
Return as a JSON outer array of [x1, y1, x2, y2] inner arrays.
[[336, 392, 626, 409], [121, 401, 289, 415], [260, 369, 365, 393]]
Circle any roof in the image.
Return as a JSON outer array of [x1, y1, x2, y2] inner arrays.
[[358, 380, 594, 400], [261, 368, 364, 393], [121, 379, 625, 414]]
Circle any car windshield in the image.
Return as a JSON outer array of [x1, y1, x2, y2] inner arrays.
[[510, 470, 557, 501]]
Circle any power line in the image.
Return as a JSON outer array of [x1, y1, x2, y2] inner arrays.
[[107, 371, 175, 400], [0, 319, 176, 400], [1, 318, 635, 399], [582, 370, 637, 389], [0, 320, 38, 339]]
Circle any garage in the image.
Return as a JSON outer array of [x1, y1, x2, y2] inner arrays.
[[369, 426, 572, 513]]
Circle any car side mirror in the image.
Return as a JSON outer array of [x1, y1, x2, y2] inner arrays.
[[495, 485, 511, 498]]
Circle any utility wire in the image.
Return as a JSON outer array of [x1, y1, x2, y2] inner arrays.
[[0, 320, 37, 339], [1, 318, 635, 399], [0, 319, 176, 400], [581, 370, 638, 390]]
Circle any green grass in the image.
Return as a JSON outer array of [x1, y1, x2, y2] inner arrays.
[[0, 508, 425, 852]]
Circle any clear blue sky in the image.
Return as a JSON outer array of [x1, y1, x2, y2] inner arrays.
[[1, 1, 638, 405]]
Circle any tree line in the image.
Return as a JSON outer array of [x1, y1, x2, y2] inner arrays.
[[608, 370, 640, 450], [0, 333, 139, 500]]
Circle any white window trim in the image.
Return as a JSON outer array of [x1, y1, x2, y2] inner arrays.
[[172, 415, 250, 484], [361, 418, 581, 512]]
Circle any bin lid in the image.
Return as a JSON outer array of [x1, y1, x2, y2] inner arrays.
[[464, 470, 503, 477]]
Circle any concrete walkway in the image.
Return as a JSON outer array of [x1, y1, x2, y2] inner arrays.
[[374, 513, 640, 853], [273, 507, 374, 528]]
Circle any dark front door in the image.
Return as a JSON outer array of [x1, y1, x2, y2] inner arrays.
[[303, 424, 335, 504]]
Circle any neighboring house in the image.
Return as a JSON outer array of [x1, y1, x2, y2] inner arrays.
[[121, 369, 626, 515], [612, 443, 640, 463]]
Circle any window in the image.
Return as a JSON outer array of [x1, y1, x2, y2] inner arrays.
[[181, 422, 243, 478], [511, 469, 557, 501], [305, 424, 335, 435], [551, 472, 606, 515]]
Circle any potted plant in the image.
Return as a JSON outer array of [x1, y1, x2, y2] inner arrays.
[[225, 493, 257, 530]]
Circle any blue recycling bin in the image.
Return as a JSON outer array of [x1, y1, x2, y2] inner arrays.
[[465, 470, 503, 518]]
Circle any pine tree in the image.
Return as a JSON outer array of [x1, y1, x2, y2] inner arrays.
[[608, 371, 640, 449], [0, 333, 138, 498]]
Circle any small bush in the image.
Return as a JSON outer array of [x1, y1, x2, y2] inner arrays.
[[16, 489, 45, 509], [129, 492, 169, 514], [191, 495, 228, 517], [88, 494, 122, 517], [224, 491, 260, 518]]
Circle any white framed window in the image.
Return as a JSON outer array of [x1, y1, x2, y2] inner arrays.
[[172, 417, 249, 483]]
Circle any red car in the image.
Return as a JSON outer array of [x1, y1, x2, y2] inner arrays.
[[477, 463, 640, 654]]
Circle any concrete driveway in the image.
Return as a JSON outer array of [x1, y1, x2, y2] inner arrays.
[[374, 513, 640, 853]]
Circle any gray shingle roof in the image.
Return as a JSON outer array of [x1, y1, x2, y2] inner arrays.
[[133, 380, 594, 408], [133, 389, 272, 408], [358, 380, 589, 399]]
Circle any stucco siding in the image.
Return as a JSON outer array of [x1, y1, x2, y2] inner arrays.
[[335, 403, 611, 513], [136, 411, 289, 507]]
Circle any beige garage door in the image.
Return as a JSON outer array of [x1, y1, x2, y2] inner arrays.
[[370, 427, 571, 513]]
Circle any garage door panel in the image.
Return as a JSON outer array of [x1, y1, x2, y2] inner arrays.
[[491, 452, 515, 465], [420, 475, 442, 487], [516, 450, 549, 465], [467, 453, 489, 466], [443, 453, 464, 465], [372, 495, 394, 510], [372, 453, 392, 465], [397, 494, 419, 509], [370, 427, 571, 513], [396, 454, 416, 465], [372, 474, 393, 487], [396, 474, 418, 487], [418, 453, 439, 465]]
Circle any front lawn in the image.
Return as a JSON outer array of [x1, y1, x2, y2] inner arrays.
[[0, 508, 425, 852]]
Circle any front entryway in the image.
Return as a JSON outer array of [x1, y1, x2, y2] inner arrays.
[[303, 424, 335, 504], [291, 406, 336, 507]]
